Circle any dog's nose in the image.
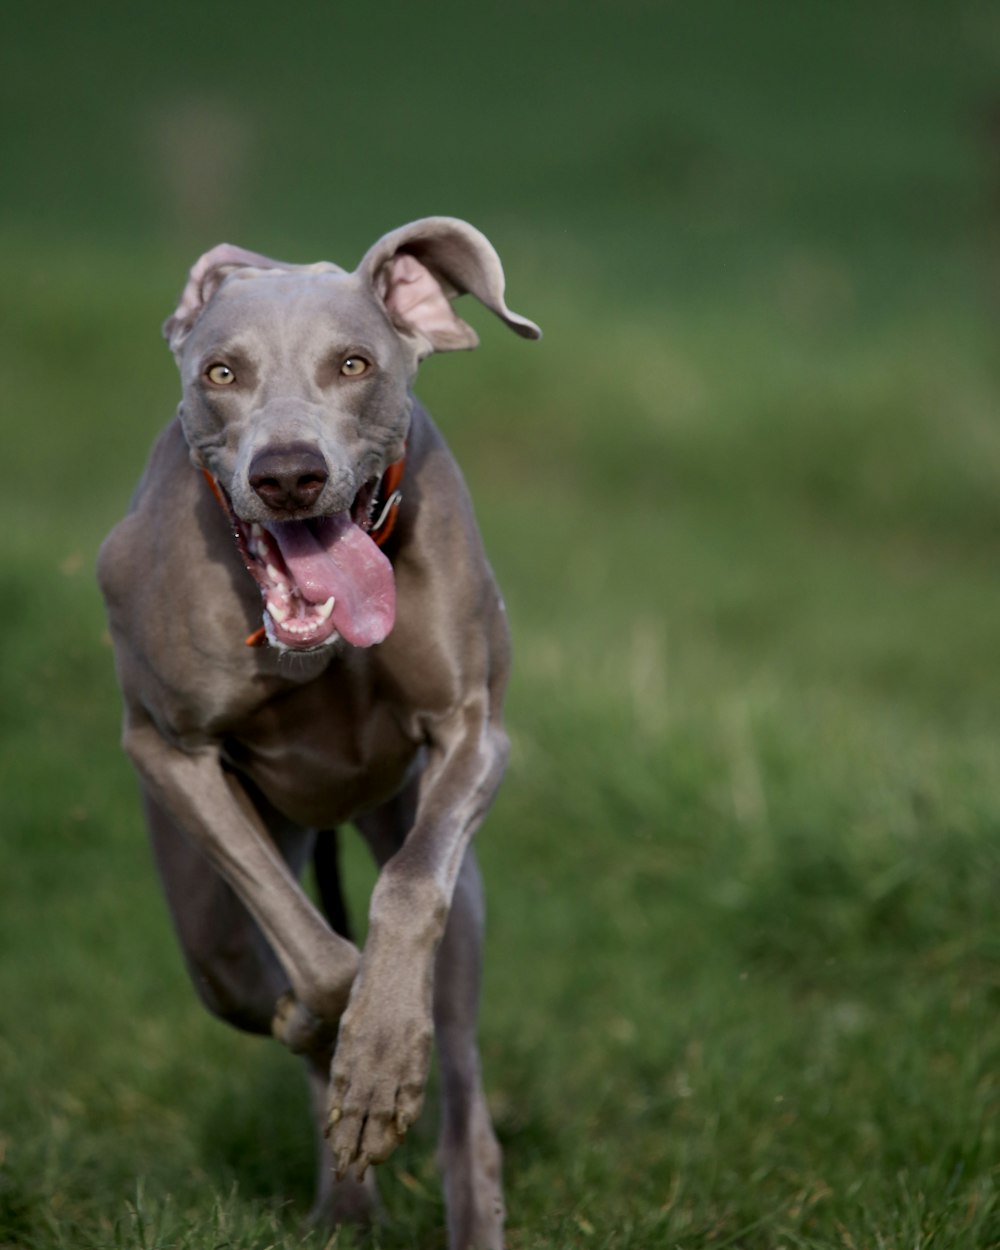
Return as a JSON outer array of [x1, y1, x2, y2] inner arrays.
[[248, 444, 329, 512]]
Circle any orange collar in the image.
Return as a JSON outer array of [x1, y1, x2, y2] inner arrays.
[[201, 456, 406, 647]]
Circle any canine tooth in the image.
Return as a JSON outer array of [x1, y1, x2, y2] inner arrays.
[[266, 601, 289, 624], [315, 596, 335, 622], [371, 488, 402, 533], [250, 523, 264, 539], [266, 563, 283, 584]]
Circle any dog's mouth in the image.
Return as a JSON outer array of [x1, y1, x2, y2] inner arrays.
[[220, 475, 398, 652]]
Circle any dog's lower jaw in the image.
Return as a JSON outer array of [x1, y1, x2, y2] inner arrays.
[[262, 608, 342, 655]]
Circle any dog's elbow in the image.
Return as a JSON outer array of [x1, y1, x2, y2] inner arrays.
[[487, 724, 510, 777]]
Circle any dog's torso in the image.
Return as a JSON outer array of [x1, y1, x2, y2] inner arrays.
[[100, 401, 508, 831]]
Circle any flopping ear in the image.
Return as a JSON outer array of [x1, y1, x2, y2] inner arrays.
[[163, 244, 345, 355], [162, 244, 283, 354], [357, 217, 541, 358]]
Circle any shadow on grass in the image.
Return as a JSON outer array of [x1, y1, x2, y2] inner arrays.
[[194, 1043, 315, 1210]]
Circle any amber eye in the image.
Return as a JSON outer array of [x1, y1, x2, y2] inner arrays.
[[341, 356, 370, 377], [206, 363, 236, 386]]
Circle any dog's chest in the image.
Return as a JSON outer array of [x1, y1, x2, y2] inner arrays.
[[221, 666, 420, 828]]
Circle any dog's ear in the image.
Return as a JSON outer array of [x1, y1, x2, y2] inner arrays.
[[163, 244, 316, 354], [357, 217, 541, 359]]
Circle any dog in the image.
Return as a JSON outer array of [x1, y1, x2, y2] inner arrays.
[[97, 217, 540, 1249]]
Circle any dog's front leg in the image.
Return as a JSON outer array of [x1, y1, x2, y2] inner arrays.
[[124, 714, 361, 1047], [327, 694, 508, 1178]]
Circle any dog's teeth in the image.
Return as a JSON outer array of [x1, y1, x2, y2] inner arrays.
[[266, 600, 289, 624], [315, 596, 335, 622], [250, 523, 264, 539], [266, 563, 284, 584]]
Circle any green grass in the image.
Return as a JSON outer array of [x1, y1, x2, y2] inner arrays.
[[3, 1, 1000, 1247]]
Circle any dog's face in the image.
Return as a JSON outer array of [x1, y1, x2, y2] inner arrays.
[[178, 270, 412, 520], [164, 219, 540, 653]]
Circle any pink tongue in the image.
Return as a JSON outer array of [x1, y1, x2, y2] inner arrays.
[[267, 513, 396, 648]]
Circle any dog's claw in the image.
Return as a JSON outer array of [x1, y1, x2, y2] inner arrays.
[[334, 1147, 355, 1182], [326, 1097, 421, 1184]]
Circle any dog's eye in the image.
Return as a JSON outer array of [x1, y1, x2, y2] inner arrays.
[[206, 363, 236, 386], [341, 357, 370, 378]]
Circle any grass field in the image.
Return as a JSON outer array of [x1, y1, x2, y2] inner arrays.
[[2, 2, 1000, 1247]]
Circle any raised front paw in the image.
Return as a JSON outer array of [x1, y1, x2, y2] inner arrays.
[[327, 1000, 434, 1179]]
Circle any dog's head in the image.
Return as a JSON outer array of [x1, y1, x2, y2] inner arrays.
[[164, 218, 539, 653]]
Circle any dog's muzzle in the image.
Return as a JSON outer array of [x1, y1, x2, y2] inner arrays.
[[204, 456, 404, 652]]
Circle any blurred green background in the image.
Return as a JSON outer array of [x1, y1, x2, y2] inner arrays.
[[3, 2, 1000, 1247]]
